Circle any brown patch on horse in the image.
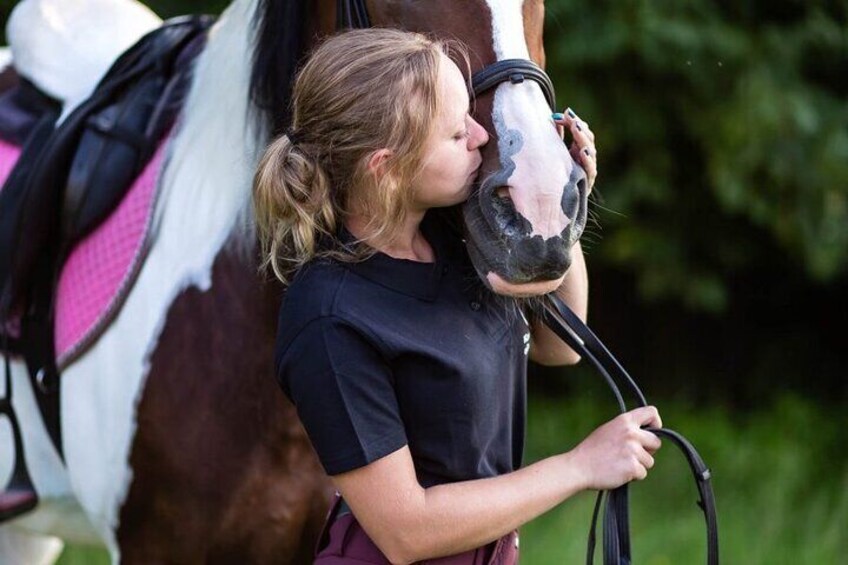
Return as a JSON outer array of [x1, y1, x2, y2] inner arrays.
[[117, 245, 334, 564], [523, 0, 546, 67], [368, 0, 500, 173]]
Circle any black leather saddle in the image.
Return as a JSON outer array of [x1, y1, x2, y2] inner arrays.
[[0, 15, 215, 323], [0, 14, 214, 524]]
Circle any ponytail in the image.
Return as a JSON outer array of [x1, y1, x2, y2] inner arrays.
[[252, 29, 464, 284], [252, 134, 336, 284]]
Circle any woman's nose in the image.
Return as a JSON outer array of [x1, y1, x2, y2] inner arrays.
[[468, 118, 489, 149]]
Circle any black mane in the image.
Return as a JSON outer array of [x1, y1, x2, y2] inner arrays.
[[250, 0, 313, 137]]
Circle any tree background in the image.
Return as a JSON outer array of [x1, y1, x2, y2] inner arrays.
[[539, 0, 848, 408]]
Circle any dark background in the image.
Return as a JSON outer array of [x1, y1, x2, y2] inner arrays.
[[2, 0, 846, 408]]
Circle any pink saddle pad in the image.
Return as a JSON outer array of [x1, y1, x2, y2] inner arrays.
[[0, 134, 167, 366], [0, 138, 21, 185], [54, 138, 167, 367], [0, 138, 23, 339]]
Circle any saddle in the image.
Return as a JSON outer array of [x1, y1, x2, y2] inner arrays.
[[0, 15, 214, 523], [0, 15, 214, 340]]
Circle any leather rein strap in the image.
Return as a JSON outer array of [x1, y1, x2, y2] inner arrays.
[[471, 59, 556, 112], [539, 295, 719, 564]]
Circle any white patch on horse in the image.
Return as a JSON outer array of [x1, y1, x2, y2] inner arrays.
[[485, 0, 572, 240], [2, 0, 263, 560], [0, 48, 12, 72], [7, 0, 162, 121], [0, 359, 100, 545]]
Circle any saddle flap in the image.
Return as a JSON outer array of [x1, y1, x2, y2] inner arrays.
[[6, 0, 162, 114]]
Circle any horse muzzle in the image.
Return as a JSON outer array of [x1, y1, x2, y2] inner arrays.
[[463, 160, 588, 297]]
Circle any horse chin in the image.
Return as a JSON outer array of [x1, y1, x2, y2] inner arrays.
[[486, 271, 566, 297], [464, 230, 571, 298]]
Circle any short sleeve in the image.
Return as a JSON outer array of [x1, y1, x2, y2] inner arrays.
[[275, 316, 408, 475]]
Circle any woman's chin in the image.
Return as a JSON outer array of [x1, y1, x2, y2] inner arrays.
[[486, 271, 565, 297]]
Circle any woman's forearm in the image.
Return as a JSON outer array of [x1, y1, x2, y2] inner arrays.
[[397, 451, 586, 563], [349, 404, 662, 565]]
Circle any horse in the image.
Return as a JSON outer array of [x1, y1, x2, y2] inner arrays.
[[0, 0, 588, 562]]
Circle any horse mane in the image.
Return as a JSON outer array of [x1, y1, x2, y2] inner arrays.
[[250, 0, 313, 137]]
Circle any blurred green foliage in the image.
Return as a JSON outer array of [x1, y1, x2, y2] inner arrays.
[[521, 390, 848, 564], [544, 0, 848, 311]]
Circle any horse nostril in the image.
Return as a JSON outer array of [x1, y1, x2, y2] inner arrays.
[[495, 186, 511, 203]]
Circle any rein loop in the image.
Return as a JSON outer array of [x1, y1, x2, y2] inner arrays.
[[539, 295, 719, 565]]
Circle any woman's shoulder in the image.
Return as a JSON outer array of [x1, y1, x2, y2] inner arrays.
[[280, 258, 346, 319], [278, 256, 379, 339]]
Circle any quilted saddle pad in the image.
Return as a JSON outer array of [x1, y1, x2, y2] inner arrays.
[[0, 135, 167, 367]]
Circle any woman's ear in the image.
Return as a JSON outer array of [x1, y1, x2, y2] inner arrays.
[[366, 148, 394, 180]]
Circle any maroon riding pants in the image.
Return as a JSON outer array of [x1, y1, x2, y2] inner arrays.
[[314, 493, 520, 564]]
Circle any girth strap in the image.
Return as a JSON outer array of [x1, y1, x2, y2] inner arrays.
[[471, 59, 556, 112], [538, 295, 719, 565]]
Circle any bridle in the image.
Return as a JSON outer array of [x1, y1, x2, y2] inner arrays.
[[336, 2, 719, 563], [336, 0, 558, 112]]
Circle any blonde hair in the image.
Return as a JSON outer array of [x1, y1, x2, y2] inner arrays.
[[253, 28, 469, 284]]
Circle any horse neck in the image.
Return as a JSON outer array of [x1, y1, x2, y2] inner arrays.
[[154, 0, 266, 279]]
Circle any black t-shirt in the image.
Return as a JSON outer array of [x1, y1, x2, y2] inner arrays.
[[274, 211, 530, 488]]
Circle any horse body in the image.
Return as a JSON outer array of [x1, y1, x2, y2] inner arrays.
[[1, 0, 587, 562], [2, 0, 323, 560]]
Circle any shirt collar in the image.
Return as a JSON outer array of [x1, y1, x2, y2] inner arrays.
[[339, 211, 454, 301]]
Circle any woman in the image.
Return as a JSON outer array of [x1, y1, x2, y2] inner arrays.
[[253, 29, 662, 564]]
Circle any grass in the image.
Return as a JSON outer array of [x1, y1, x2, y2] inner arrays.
[[57, 391, 847, 564], [519, 390, 848, 564]]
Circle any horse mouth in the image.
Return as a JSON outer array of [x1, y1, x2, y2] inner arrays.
[[463, 225, 571, 297], [462, 175, 588, 297]]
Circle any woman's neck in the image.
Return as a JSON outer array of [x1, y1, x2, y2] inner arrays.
[[345, 210, 434, 263]]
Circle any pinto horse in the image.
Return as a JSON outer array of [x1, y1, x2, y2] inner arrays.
[[0, 0, 587, 562]]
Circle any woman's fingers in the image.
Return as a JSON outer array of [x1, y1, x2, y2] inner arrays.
[[554, 108, 597, 190], [631, 405, 663, 429], [635, 449, 655, 474], [552, 112, 566, 140], [571, 144, 597, 190], [638, 429, 663, 454]]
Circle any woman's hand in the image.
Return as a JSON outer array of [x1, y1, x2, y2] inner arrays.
[[569, 406, 663, 491], [553, 108, 597, 192]]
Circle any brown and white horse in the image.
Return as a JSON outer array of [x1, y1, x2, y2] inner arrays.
[[0, 0, 586, 562]]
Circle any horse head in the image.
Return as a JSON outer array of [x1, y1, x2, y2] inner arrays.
[[367, 0, 589, 298]]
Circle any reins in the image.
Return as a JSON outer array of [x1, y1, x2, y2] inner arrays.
[[538, 295, 719, 564]]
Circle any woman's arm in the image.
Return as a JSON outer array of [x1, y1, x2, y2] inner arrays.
[[332, 405, 662, 565], [528, 239, 588, 366]]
